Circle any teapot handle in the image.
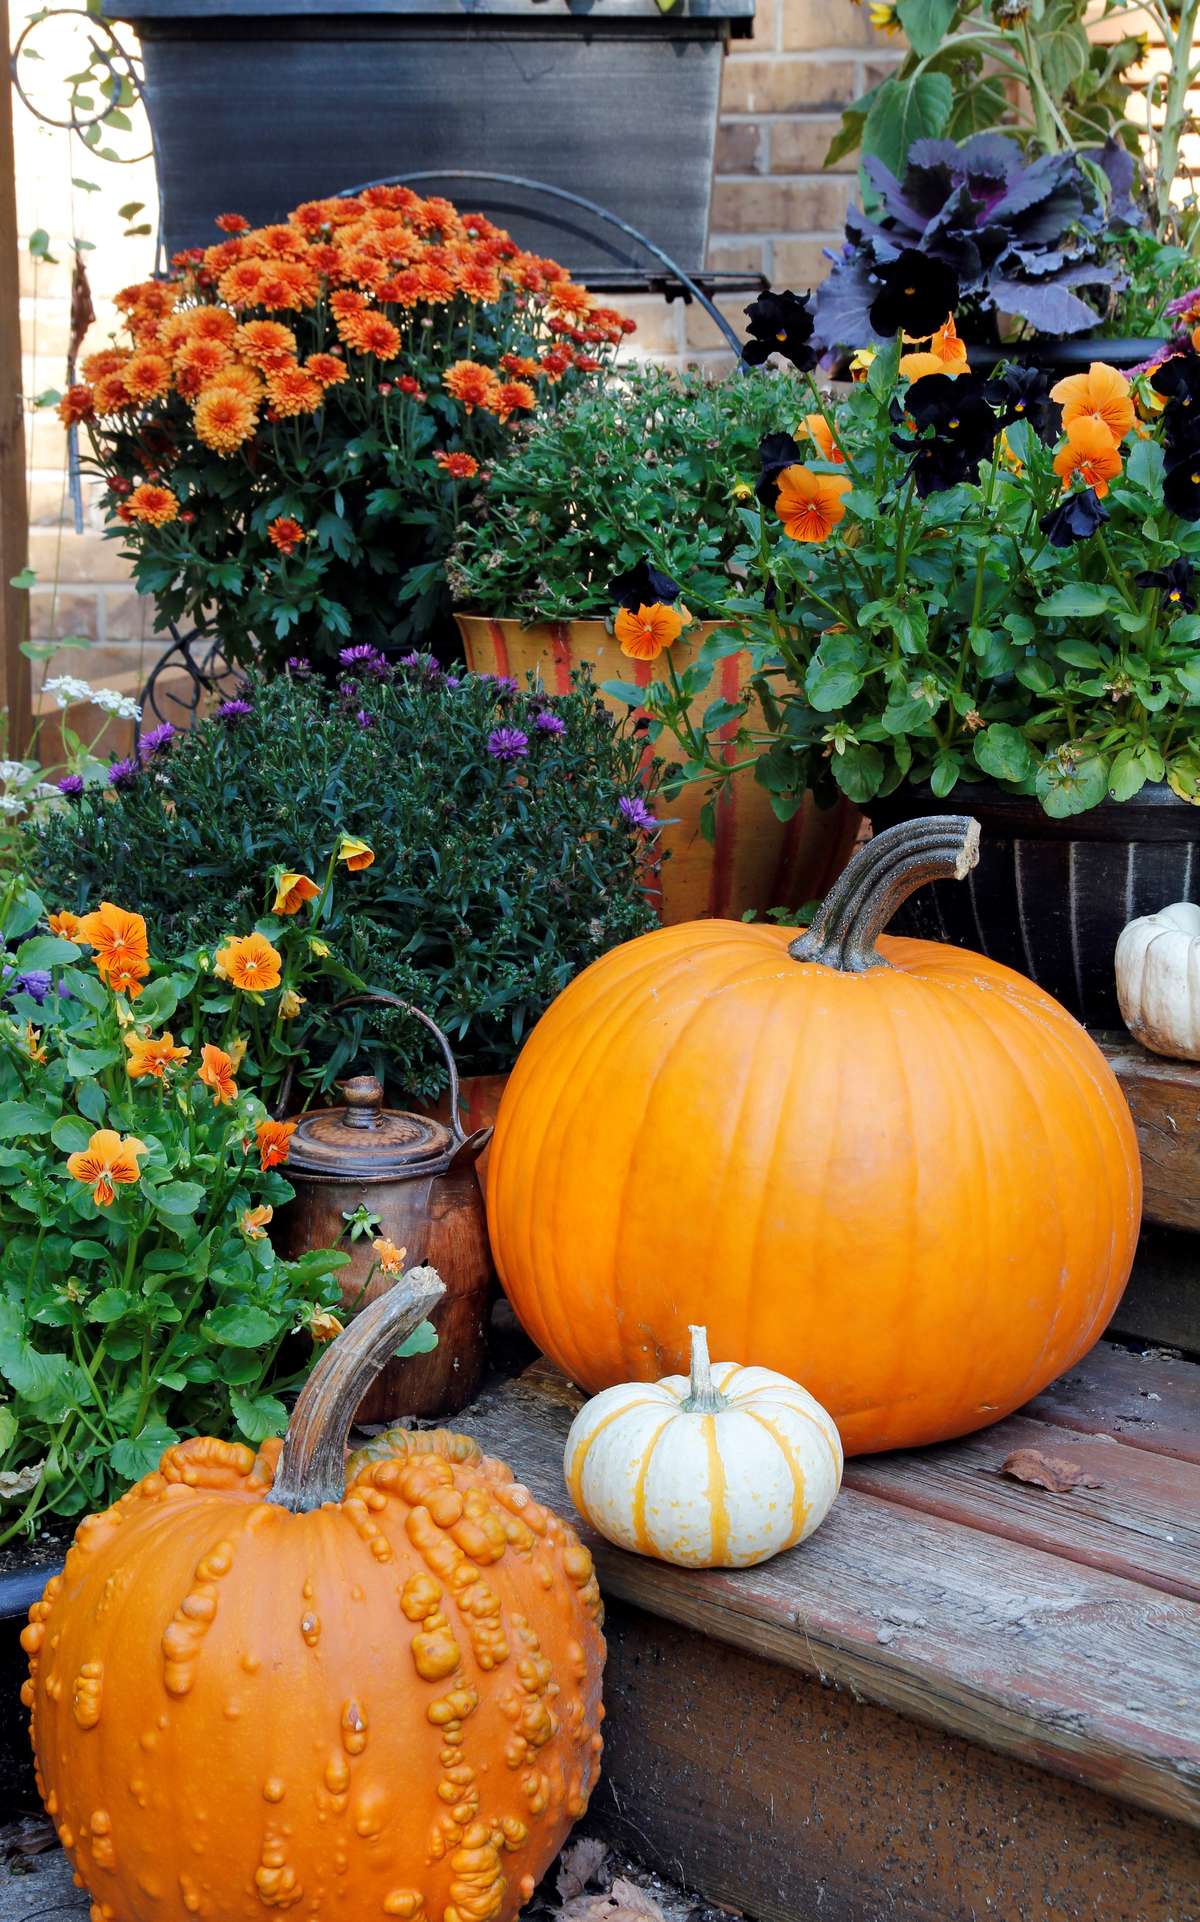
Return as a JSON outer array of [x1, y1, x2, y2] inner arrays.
[[331, 991, 467, 1143]]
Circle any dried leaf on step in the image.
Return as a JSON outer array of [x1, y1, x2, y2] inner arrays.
[[1000, 1448, 1103, 1492], [555, 1837, 610, 1904], [0, 1460, 44, 1499], [560, 1881, 667, 1922]]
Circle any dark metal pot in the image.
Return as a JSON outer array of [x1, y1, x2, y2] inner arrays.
[[866, 781, 1200, 1029], [960, 336, 1166, 375], [272, 997, 494, 1423], [0, 1545, 70, 1811], [103, 0, 753, 269]]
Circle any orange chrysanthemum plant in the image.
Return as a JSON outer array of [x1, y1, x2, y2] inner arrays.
[[65, 190, 633, 671], [0, 839, 387, 1540]]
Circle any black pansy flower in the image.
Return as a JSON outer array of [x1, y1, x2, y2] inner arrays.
[[869, 251, 960, 341], [756, 431, 804, 507], [891, 373, 999, 496], [1039, 489, 1109, 548], [1150, 354, 1200, 453], [1164, 450, 1200, 520], [987, 365, 1057, 443], [742, 289, 818, 372], [610, 559, 683, 610], [1134, 558, 1197, 611], [891, 432, 976, 498]]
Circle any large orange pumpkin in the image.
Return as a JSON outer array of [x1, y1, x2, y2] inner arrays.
[[487, 817, 1143, 1454], [23, 1272, 604, 1922]]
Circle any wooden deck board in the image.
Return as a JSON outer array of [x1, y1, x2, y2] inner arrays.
[[1028, 1339, 1200, 1461], [1096, 1032, 1200, 1232], [454, 1353, 1200, 1830]]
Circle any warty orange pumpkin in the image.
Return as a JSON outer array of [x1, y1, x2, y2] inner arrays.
[[486, 816, 1143, 1454], [22, 1270, 605, 1922]]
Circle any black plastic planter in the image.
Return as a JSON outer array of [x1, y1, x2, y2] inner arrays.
[[0, 1545, 67, 1809], [961, 335, 1166, 376], [103, 0, 753, 269], [866, 780, 1200, 1030]]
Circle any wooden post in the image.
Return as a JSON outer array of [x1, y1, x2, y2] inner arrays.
[[0, 0, 32, 758]]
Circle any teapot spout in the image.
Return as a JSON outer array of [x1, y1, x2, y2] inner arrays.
[[448, 1125, 494, 1173]]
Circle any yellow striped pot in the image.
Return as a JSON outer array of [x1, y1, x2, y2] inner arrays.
[[456, 613, 858, 925]]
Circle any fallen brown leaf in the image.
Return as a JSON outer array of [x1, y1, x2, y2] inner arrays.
[[555, 1837, 610, 1905], [1000, 1448, 1104, 1493], [560, 1880, 666, 1922]]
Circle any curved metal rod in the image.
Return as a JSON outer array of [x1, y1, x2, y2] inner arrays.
[[337, 168, 747, 358]]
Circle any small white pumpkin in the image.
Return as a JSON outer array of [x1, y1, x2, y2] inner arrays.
[[1115, 900, 1200, 1061], [562, 1325, 843, 1569]]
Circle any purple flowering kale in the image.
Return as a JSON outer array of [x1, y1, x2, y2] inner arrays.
[[486, 726, 529, 762], [618, 793, 657, 832]]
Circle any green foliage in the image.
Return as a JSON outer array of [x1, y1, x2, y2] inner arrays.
[[639, 363, 1200, 821], [0, 881, 350, 1540], [449, 365, 812, 622], [1102, 231, 1200, 337], [32, 662, 660, 1093]]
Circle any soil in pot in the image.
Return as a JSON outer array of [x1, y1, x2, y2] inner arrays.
[[866, 780, 1200, 1029]]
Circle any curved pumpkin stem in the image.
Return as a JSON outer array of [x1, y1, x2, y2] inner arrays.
[[268, 1266, 446, 1513], [789, 815, 980, 973], [679, 1325, 727, 1414]]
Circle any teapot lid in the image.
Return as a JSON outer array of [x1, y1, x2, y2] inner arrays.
[[285, 1074, 456, 1180]]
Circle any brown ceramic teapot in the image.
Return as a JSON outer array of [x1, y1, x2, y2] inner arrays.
[[271, 994, 493, 1423]]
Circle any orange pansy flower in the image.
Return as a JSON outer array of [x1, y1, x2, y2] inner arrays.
[[257, 1117, 297, 1170], [125, 1029, 190, 1079], [337, 835, 375, 872], [240, 1204, 273, 1239], [198, 1042, 238, 1105], [798, 413, 845, 463], [215, 932, 283, 993], [76, 902, 150, 998], [47, 911, 82, 940], [373, 1237, 408, 1275], [615, 602, 686, 662], [928, 315, 970, 372], [898, 351, 950, 384], [1051, 416, 1124, 498], [775, 466, 852, 543], [1049, 362, 1134, 445], [273, 869, 320, 915], [66, 1128, 148, 1207]]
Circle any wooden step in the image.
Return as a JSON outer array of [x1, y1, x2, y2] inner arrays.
[[455, 1345, 1200, 1922], [1095, 1030, 1200, 1233]]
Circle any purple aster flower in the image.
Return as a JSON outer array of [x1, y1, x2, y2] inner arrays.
[[355, 708, 375, 731], [107, 756, 139, 790], [217, 698, 253, 723], [444, 674, 462, 690], [486, 726, 529, 763], [339, 643, 390, 680], [56, 773, 84, 796], [534, 709, 566, 736], [619, 794, 657, 832], [139, 721, 175, 759], [285, 655, 313, 679], [480, 673, 519, 695]]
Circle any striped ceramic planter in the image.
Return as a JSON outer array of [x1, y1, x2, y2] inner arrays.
[[456, 614, 859, 925], [868, 780, 1200, 1029]]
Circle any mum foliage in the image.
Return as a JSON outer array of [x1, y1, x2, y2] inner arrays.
[[60, 190, 631, 671], [0, 884, 352, 1537], [33, 661, 660, 1092], [449, 365, 814, 622]]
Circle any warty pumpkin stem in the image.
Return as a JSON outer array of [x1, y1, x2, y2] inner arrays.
[[680, 1324, 727, 1414], [788, 815, 981, 973], [268, 1265, 446, 1512]]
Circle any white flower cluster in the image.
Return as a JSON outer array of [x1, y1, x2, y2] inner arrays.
[[0, 759, 34, 785], [41, 677, 141, 721]]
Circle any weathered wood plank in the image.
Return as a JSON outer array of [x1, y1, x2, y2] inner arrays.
[[595, 1603, 1200, 1922], [1028, 1339, 1200, 1463], [1096, 1032, 1200, 1233], [844, 1413, 1200, 1603], [0, 0, 32, 760], [455, 1366, 1200, 1829]]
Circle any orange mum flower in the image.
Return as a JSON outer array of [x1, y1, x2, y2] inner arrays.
[[458, 261, 502, 304], [215, 931, 283, 993], [215, 212, 250, 233], [47, 910, 82, 940], [194, 385, 257, 455], [252, 224, 308, 259], [337, 834, 375, 871], [496, 379, 536, 424], [378, 269, 425, 308], [66, 1128, 148, 1208], [91, 372, 132, 416], [125, 483, 180, 528], [551, 284, 593, 319], [305, 352, 348, 389], [175, 337, 232, 385], [798, 413, 845, 463], [198, 1042, 238, 1106], [1052, 415, 1124, 497], [1049, 363, 1134, 445], [330, 289, 369, 325], [346, 313, 403, 360], [76, 902, 150, 997], [179, 305, 238, 347], [122, 351, 172, 402], [416, 264, 456, 302], [443, 360, 501, 414], [82, 348, 126, 383], [500, 353, 540, 378], [256, 258, 320, 312], [268, 517, 307, 558], [204, 363, 263, 405], [434, 451, 480, 479], [266, 363, 324, 417], [57, 385, 95, 426], [272, 868, 320, 913], [776, 466, 852, 543], [615, 602, 686, 661], [125, 1029, 190, 1079], [257, 1118, 297, 1171], [217, 260, 268, 308], [235, 319, 299, 371]]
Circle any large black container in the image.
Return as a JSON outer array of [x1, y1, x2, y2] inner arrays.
[[103, 0, 753, 268], [867, 781, 1200, 1030]]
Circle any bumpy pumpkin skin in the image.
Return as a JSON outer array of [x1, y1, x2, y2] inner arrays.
[[23, 1429, 604, 1922], [487, 920, 1143, 1454]]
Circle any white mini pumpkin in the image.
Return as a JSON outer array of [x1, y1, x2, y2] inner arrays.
[[1115, 900, 1200, 1061], [563, 1325, 843, 1569]]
